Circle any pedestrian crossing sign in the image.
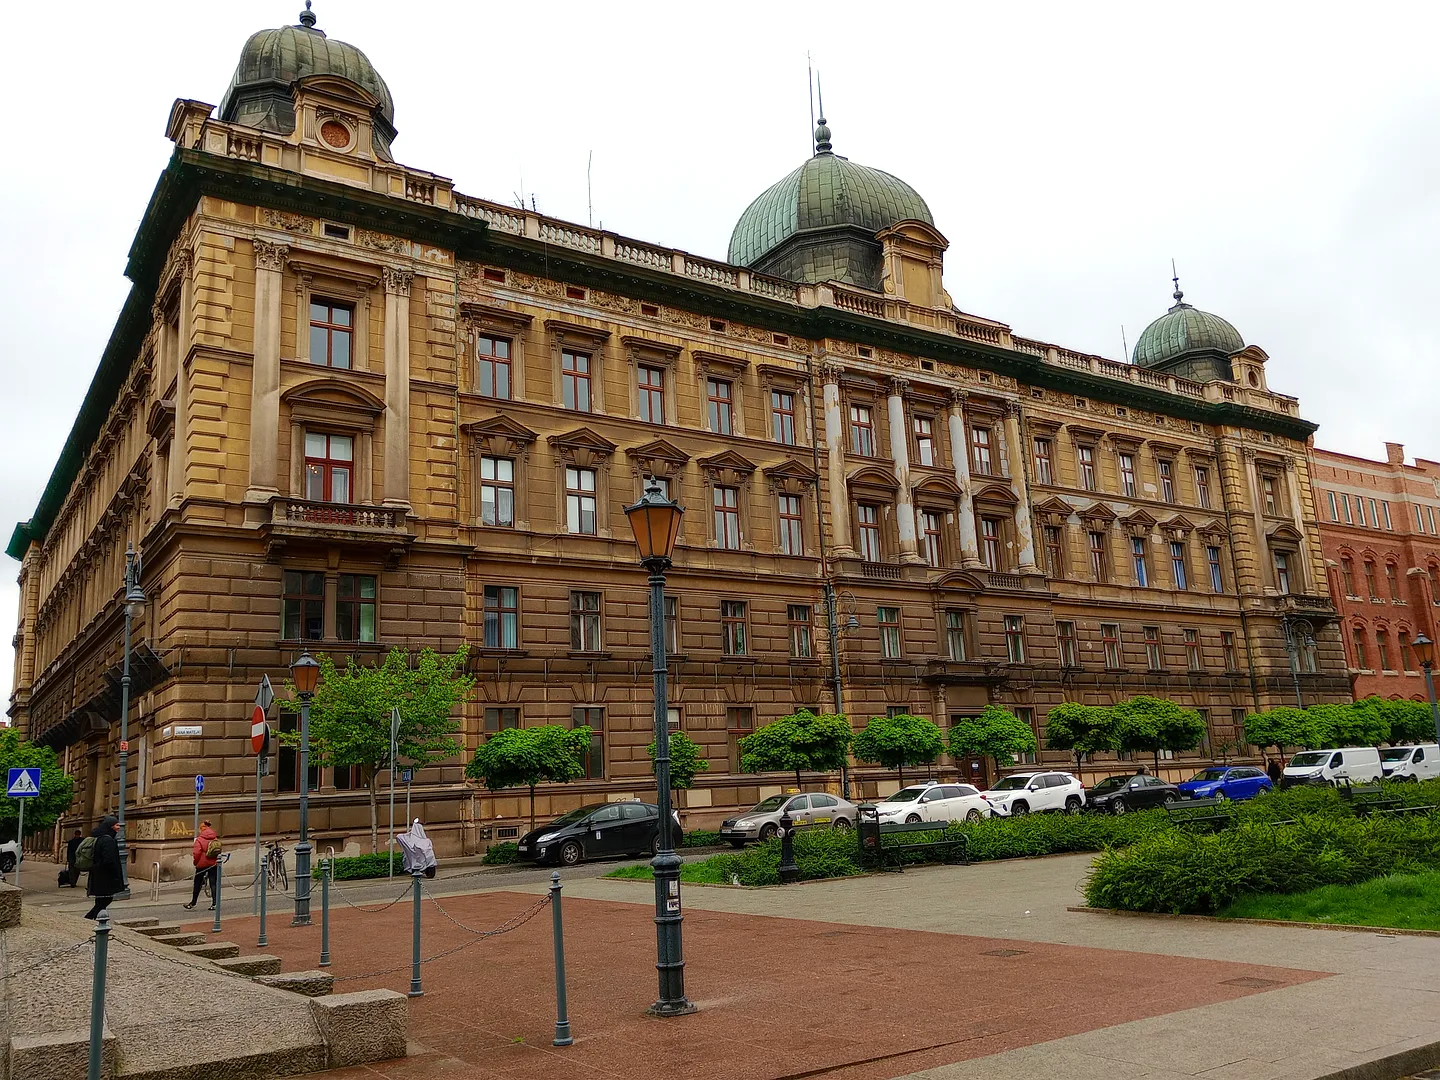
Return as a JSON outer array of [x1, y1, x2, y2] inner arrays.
[[6, 768, 40, 798]]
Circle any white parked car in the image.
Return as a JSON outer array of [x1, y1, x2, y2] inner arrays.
[[873, 782, 990, 825], [1380, 744, 1440, 782], [1281, 747, 1382, 788], [982, 771, 1085, 816], [0, 840, 19, 874]]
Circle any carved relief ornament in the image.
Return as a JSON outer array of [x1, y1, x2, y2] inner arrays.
[[254, 240, 290, 273]]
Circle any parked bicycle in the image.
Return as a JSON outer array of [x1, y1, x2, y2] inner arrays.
[[264, 838, 289, 892]]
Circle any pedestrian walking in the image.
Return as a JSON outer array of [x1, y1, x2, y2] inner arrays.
[[1266, 756, 1283, 784], [83, 816, 123, 920], [61, 828, 83, 887], [183, 820, 221, 910]]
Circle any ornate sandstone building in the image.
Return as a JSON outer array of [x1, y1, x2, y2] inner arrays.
[[9, 9, 1349, 868]]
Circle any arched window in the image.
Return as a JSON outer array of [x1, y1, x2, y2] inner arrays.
[[1385, 561, 1401, 602], [1340, 556, 1357, 597], [1350, 624, 1369, 670], [1363, 559, 1379, 601]]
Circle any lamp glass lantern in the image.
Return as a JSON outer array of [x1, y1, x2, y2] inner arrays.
[[124, 582, 147, 621], [1415, 633, 1435, 669], [624, 482, 684, 564], [291, 650, 321, 696]]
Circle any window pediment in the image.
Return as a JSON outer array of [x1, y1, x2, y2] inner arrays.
[[1028, 416, 1062, 435], [622, 336, 682, 365], [1198, 519, 1228, 541], [1066, 424, 1105, 443], [463, 415, 538, 457], [698, 449, 758, 480], [974, 482, 1018, 507], [285, 255, 380, 294], [549, 426, 617, 466], [1120, 508, 1157, 536], [146, 398, 176, 441], [693, 350, 749, 376], [460, 300, 532, 333], [282, 378, 386, 422], [545, 319, 611, 347], [756, 363, 805, 387], [913, 475, 964, 502], [1080, 502, 1117, 525], [1033, 496, 1073, 525], [1267, 522, 1304, 543], [933, 570, 986, 593], [626, 438, 690, 470], [1162, 514, 1196, 538], [848, 465, 899, 493], [764, 458, 818, 493]]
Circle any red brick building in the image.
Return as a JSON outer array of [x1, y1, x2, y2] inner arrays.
[[1312, 442, 1440, 701]]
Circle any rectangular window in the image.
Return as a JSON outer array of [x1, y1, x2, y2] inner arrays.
[[1184, 628, 1203, 671], [707, 379, 734, 434], [1015, 707, 1038, 763], [1132, 537, 1149, 587], [1351, 626, 1369, 669], [878, 607, 902, 659], [945, 610, 968, 661], [561, 350, 592, 412], [309, 299, 353, 369], [1418, 505, 1426, 533], [1119, 453, 1137, 497], [1004, 615, 1025, 663], [564, 466, 598, 535], [1207, 545, 1224, 592], [573, 707, 604, 779], [922, 511, 943, 568], [1387, 562, 1401, 601], [913, 416, 936, 467], [1170, 541, 1188, 591], [721, 600, 747, 655], [788, 605, 813, 658], [1355, 497, 1367, 527], [1401, 630, 1415, 671], [1102, 623, 1123, 669], [1430, 506, 1437, 535], [1377, 630, 1392, 671], [1089, 530, 1109, 581], [1033, 438, 1054, 485], [1327, 491, 1340, 522], [1221, 630, 1239, 672], [857, 504, 882, 562], [1078, 446, 1097, 491], [771, 391, 797, 445], [1342, 495, 1354, 524], [713, 485, 741, 549], [849, 404, 874, 456], [1369, 498, 1381, 530], [476, 335, 512, 399], [336, 574, 377, 642], [1144, 626, 1163, 671], [1262, 475, 1278, 515], [1195, 466, 1212, 509], [1383, 501, 1393, 530], [1043, 525, 1064, 578], [778, 494, 803, 556], [1159, 460, 1175, 502], [304, 432, 353, 503], [971, 427, 993, 474], [981, 517, 1003, 571], [1056, 621, 1077, 667], [638, 365, 665, 423], [483, 585, 519, 649], [664, 596, 679, 654], [1274, 551, 1292, 594], [282, 570, 325, 641], [484, 707, 520, 733], [727, 707, 754, 772], [569, 591, 602, 652], [479, 456, 515, 527]]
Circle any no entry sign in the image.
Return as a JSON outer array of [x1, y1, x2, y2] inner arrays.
[[250, 705, 269, 755]]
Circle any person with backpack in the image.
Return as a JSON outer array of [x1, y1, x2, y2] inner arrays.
[[82, 816, 123, 920], [182, 820, 221, 911], [60, 828, 83, 888]]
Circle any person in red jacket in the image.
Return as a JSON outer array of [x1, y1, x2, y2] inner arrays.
[[182, 820, 220, 911]]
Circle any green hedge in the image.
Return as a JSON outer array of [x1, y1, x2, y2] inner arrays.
[[682, 829, 724, 848], [329, 852, 402, 880], [481, 841, 519, 865]]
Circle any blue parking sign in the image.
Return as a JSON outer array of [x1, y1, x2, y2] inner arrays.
[[6, 768, 40, 798]]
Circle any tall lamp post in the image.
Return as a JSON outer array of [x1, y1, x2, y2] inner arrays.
[[1281, 616, 1316, 710], [1413, 633, 1440, 744], [114, 546, 146, 900], [624, 480, 695, 1018], [822, 587, 861, 799], [290, 651, 321, 926]]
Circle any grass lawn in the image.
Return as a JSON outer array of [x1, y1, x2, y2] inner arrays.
[[605, 860, 735, 885], [1219, 871, 1440, 931]]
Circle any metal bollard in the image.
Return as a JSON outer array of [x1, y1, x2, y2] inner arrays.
[[87, 910, 111, 1080], [408, 870, 424, 997], [550, 872, 573, 1046], [257, 857, 268, 949], [318, 859, 331, 968], [211, 858, 223, 934], [778, 811, 799, 884]]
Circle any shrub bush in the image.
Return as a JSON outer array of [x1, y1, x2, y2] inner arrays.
[[683, 830, 724, 848], [481, 841, 519, 865], [330, 851, 402, 880]]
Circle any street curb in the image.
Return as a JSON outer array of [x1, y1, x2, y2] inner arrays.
[[1067, 905, 1440, 938]]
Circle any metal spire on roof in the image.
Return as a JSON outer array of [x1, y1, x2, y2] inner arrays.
[[1170, 258, 1186, 307], [298, 0, 317, 28], [814, 75, 832, 154]]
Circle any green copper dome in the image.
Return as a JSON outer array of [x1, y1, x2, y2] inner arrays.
[[1132, 280, 1244, 381], [219, 3, 397, 159], [728, 119, 933, 289]]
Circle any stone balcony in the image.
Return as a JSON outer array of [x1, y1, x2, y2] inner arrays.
[[261, 497, 414, 565]]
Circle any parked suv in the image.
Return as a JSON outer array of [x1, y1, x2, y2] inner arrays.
[[982, 771, 1085, 816], [873, 782, 990, 825]]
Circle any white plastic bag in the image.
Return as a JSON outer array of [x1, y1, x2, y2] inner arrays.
[[395, 818, 437, 877]]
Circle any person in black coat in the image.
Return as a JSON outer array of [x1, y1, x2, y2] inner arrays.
[[85, 816, 123, 920], [63, 828, 84, 887]]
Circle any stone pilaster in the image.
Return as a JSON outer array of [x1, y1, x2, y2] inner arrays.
[[1003, 401, 1038, 572], [383, 267, 414, 508], [245, 240, 287, 503], [948, 389, 982, 568], [887, 377, 923, 564], [820, 361, 852, 556]]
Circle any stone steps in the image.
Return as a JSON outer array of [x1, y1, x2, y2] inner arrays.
[[212, 954, 283, 976], [256, 969, 335, 997], [130, 922, 185, 938], [151, 931, 208, 948], [180, 940, 240, 960], [114, 916, 160, 929]]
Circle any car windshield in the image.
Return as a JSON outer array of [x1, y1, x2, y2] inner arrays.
[[881, 788, 926, 803], [1289, 751, 1330, 767], [749, 796, 789, 813], [1090, 776, 1129, 793], [989, 776, 1034, 791], [547, 804, 606, 827], [1190, 769, 1228, 782], [1381, 748, 1414, 762]]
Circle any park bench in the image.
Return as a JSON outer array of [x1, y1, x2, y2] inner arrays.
[[1164, 797, 1235, 831], [1340, 784, 1404, 816], [856, 810, 968, 872]]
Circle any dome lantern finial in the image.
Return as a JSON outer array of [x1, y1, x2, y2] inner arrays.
[[814, 115, 832, 155], [298, 0, 317, 28], [1170, 258, 1186, 310]]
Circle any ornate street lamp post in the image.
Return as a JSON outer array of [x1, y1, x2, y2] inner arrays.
[[624, 480, 694, 1017], [1412, 634, 1440, 744], [290, 650, 321, 926], [114, 545, 146, 900], [1282, 616, 1316, 710]]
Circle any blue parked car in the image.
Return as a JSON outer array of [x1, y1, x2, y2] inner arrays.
[[1177, 765, 1272, 801]]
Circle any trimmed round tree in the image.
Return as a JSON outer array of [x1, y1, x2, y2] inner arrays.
[[1356, 697, 1435, 744], [1244, 706, 1310, 755], [647, 730, 711, 794], [466, 724, 592, 830], [739, 710, 853, 789], [852, 713, 944, 786], [1042, 703, 1118, 780], [1112, 696, 1207, 770], [947, 706, 1038, 780]]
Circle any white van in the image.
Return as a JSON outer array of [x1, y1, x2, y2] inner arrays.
[[1380, 744, 1440, 782], [1281, 747, 1383, 788]]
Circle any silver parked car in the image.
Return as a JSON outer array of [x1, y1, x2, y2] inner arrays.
[[718, 792, 859, 847]]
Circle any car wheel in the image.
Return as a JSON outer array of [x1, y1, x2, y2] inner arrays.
[[1065, 796, 1083, 814], [905, 813, 923, 824], [1010, 801, 1030, 817], [966, 808, 983, 822], [1162, 792, 1178, 805], [1215, 790, 1230, 801], [558, 841, 583, 867], [728, 839, 746, 848], [759, 823, 778, 842], [831, 817, 852, 831], [1110, 799, 1128, 815], [0, 853, 14, 873]]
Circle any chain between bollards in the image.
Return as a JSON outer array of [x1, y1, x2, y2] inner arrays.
[[408, 870, 424, 997], [87, 910, 111, 1080], [211, 856, 224, 934], [318, 859, 331, 968], [550, 871, 573, 1047]]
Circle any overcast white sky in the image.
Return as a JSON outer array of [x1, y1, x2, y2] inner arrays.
[[3, 1, 1438, 705]]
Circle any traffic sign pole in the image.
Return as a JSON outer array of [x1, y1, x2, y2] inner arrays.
[[15, 799, 22, 891], [250, 689, 271, 917], [389, 707, 400, 879], [6, 769, 42, 890], [193, 775, 204, 839]]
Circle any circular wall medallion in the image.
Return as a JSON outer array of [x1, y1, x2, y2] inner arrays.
[[320, 120, 352, 149]]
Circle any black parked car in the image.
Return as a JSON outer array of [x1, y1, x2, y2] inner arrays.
[[515, 801, 682, 866], [1085, 773, 1182, 814]]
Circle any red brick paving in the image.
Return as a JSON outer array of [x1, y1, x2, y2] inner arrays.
[[190, 890, 1329, 1080]]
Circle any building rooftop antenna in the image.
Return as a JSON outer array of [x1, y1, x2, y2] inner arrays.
[[1121, 325, 1129, 362], [808, 53, 816, 155], [587, 150, 594, 228]]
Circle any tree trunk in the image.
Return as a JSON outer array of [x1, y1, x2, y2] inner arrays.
[[795, 768, 802, 790], [367, 769, 379, 854], [897, 764, 904, 786], [529, 785, 537, 831]]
